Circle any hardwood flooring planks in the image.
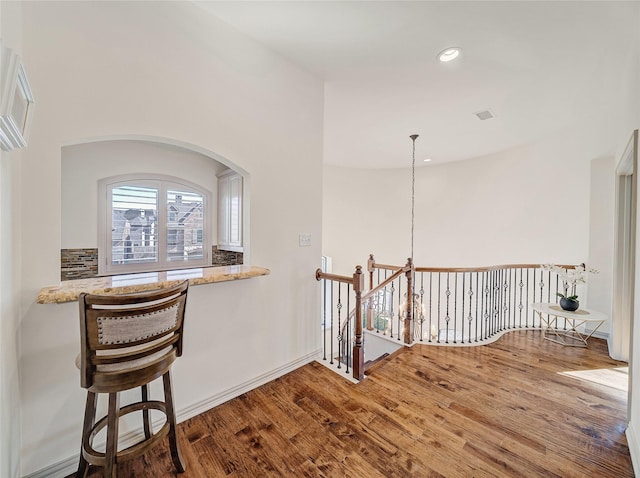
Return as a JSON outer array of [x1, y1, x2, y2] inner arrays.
[[76, 330, 633, 477]]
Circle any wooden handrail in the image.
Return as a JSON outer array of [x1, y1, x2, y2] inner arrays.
[[368, 262, 581, 274], [370, 262, 403, 272], [315, 269, 353, 284], [368, 253, 404, 272], [371, 262, 402, 271], [415, 263, 581, 273], [361, 267, 408, 302]]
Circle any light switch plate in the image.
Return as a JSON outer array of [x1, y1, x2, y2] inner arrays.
[[299, 233, 312, 247]]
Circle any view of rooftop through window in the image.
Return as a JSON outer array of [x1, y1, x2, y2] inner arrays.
[[111, 184, 205, 266]]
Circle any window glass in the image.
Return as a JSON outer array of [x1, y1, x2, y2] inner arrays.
[[100, 175, 210, 275], [167, 189, 205, 262], [111, 185, 158, 265]]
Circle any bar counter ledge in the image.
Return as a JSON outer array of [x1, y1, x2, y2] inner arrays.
[[37, 265, 270, 304]]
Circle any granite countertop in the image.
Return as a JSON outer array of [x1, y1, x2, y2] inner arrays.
[[37, 265, 270, 304]]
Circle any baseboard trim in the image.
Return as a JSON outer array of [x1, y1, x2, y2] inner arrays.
[[627, 421, 640, 477], [23, 350, 321, 478], [23, 457, 78, 478]]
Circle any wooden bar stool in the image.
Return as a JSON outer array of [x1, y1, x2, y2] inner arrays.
[[75, 280, 189, 478]]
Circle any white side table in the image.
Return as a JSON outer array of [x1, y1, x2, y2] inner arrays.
[[531, 302, 607, 347]]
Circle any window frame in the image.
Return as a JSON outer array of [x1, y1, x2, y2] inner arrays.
[[98, 173, 211, 276]]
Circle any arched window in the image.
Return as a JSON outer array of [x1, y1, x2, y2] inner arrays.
[[98, 174, 211, 275]]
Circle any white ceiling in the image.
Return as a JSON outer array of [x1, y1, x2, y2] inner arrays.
[[197, 1, 638, 168]]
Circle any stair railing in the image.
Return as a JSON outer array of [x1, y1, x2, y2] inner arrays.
[[318, 255, 585, 382], [317, 259, 414, 381], [316, 265, 364, 379], [367, 255, 583, 345]]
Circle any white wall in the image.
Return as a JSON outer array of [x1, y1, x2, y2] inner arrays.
[[61, 139, 226, 248], [324, 130, 596, 273], [17, 2, 323, 476], [0, 2, 23, 477]]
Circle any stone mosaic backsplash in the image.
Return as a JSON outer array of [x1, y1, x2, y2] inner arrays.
[[61, 248, 99, 281], [60, 246, 242, 280], [212, 246, 243, 266]]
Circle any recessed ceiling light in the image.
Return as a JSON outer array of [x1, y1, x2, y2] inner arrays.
[[438, 47, 461, 63], [423, 158, 432, 162]]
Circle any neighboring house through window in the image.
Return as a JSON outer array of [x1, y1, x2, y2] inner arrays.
[[99, 174, 211, 275]]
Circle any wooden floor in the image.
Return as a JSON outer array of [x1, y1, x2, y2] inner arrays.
[[79, 330, 634, 477]]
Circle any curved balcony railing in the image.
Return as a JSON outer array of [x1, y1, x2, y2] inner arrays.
[[316, 254, 583, 381]]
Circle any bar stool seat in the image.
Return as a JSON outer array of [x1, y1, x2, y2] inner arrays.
[[75, 281, 189, 478]]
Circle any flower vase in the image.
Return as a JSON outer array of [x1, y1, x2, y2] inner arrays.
[[560, 297, 579, 311]]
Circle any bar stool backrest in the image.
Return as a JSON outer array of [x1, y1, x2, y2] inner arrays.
[[78, 280, 189, 393]]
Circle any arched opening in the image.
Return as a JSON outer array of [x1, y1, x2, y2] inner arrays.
[[60, 136, 249, 279]]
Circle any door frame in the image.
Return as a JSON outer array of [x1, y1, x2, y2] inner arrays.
[[612, 129, 637, 417]]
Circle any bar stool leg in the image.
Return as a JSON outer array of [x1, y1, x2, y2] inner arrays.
[[76, 391, 97, 478], [141, 384, 152, 439], [104, 392, 120, 478], [163, 371, 185, 473]]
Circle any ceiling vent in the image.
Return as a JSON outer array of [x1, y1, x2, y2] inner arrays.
[[474, 110, 494, 121]]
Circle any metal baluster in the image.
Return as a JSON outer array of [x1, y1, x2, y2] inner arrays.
[[511, 268, 516, 329], [538, 268, 545, 328], [397, 275, 402, 342], [453, 272, 458, 343], [436, 273, 441, 343], [379, 285, 386, 335], [480, 271, 486, 340], [444, 272, 455, 344], [503, 269, 509, 330], [489, 271, 496, 337], [485, 271, 491, 339], [461, 272, 466, 343], [428, 272, 433, 343], [526, 268, 531, 327], [346, 284, 351, 375], [496, 270, 500, 333], [518, 268, 524, 328], [330, 280, 335, 364], [484, 270, 489, 340], [336, 284, 342, 368], [496, 269, 501, 333], [419, 272, 425, 341], [474, 271, 479, 342], [322, 278, 327, 361], [389, 277, 395, 338]]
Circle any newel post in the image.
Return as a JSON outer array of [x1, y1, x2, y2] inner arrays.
[[366, 254, 375, 331], [353, 265, 365, 381], [404, 257, 414, 345]]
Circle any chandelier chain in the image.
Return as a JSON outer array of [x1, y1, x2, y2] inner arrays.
[[410, 134, 418, 261]]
